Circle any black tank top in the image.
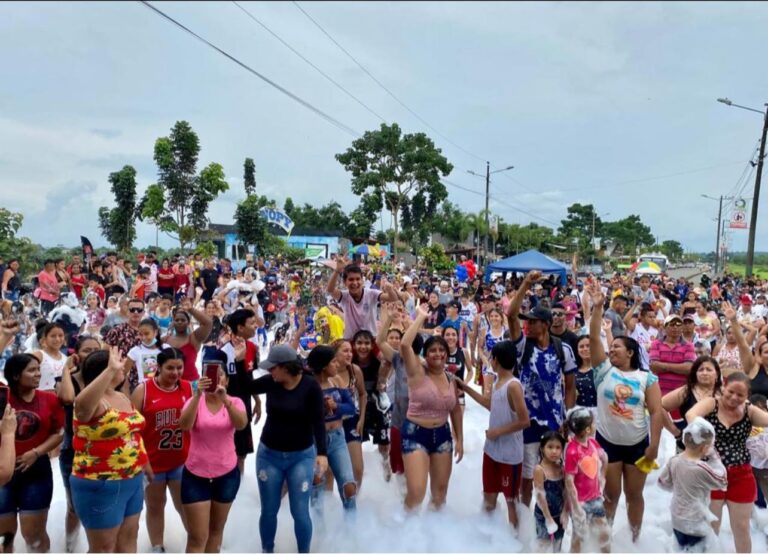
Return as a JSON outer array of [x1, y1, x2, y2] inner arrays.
[[705, 399, 752, 467], [751, 366, 768, 399], [446, 348, 467, 380], [359, 357, 381, 395]]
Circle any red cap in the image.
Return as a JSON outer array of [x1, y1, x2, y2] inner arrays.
[[740, 294, 753, 305]]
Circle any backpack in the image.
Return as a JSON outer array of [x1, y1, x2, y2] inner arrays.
[[520, 334, 566, 372]]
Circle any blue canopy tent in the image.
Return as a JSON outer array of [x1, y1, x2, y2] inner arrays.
[[484, 249, 568, 285]]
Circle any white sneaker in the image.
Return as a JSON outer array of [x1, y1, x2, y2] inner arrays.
[[151, 546, 166, 553]]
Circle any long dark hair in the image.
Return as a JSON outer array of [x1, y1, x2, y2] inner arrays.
[[4, 354, 37, 396], [81, 350, 110, 386], [139, 318, 162, 349], [613, 336, 642, 370], [684, 356, 722, 403]]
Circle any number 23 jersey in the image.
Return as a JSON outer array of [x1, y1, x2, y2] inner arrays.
[[142, 378, 193, 472]]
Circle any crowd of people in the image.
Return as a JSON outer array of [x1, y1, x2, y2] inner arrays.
[[0, 249, 767, 553]]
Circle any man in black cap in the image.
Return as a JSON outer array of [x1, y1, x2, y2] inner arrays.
[[507, 270, 576, 507]]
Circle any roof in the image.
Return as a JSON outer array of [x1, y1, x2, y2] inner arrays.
[[205, 223, 343, 238], [485, 249, 568, 285]]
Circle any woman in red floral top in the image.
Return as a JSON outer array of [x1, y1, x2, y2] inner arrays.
[[70, 347, 148, 553]]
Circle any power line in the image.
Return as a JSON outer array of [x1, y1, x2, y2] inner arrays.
[[231, 1, 387, 123], [138, 0, 361, 137], [292, 1, 487, 164], [442, 179, 560, 227]]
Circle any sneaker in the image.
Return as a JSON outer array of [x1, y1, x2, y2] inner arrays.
[[151, 547, 166, 554]]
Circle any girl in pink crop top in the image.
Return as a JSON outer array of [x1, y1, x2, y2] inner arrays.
[[407, 374, 457, 421]]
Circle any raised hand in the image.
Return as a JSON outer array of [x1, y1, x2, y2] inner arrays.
[[525, 270, 543, 283], [722, 301, 737, 322]]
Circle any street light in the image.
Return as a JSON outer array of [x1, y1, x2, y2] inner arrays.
[[467, 162, 514, 267], [717, 96, 768, 277]]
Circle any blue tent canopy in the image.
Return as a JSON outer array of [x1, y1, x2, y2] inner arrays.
[[484, 249, 568, 285]]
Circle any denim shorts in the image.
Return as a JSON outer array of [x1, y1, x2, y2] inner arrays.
[[181, 465, 241, 505], [59, 448, 74, 497], [152, 465, 184, 482], [583, 497, 607, 519], [70, 474, 144, 530], [0, 456, 53, 515], [401, 419, 452, 455], [343, 415, 362, 443]]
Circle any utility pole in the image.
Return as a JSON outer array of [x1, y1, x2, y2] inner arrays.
[[467, 162, 514, 268], [484, 161, 490, 267], [746, 105, 768, 277], [714, 195, 723, 274]]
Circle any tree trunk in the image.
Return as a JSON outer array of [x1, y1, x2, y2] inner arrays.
[[392, 206, 399, 264]]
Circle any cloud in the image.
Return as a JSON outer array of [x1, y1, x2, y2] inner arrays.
[[90, 128, 122, 139]]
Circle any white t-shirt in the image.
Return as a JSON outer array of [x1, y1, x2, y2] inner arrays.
[[630, 324, 658, 370], [594, 359, 657, 446], [127, 344, 161, 383], [339, 288, 382, 339]]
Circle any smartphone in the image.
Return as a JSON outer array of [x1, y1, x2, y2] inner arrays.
[[0, 386, 8, 415], [203, 362, 222, 393]]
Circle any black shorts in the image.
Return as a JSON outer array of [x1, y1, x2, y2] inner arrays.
[[234, 394, 254, 457], [363, 396, 391, 445], [595, 431, 648, 465]]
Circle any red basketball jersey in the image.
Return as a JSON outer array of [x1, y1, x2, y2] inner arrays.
[[142, 378, 192, 473]]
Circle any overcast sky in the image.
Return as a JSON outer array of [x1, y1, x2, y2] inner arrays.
[[2, 1, 767, 253]]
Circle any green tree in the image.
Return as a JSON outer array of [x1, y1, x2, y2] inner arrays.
[[499, 222, 555, 255], [558, 203, 602, 251], [601, 215, 654, 255], [659, 239, 684, 261], [234, 194, 271, 254], [244, 157, 256, 196], [418, 243, 454, 272], [336, 123, 453, 260], [283, 197, 295, 218], [432, 201, 472, 245], [141, 121, 229, 250], [0, 208, 23, 242], [98, 165, 139, 252]]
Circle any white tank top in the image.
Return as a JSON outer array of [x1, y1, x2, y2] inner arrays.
[[484, 376, 524, 465], [39, 350, 66, 391]]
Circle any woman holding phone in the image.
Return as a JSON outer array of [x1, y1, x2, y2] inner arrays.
[[131, 348, 192, 554], [178, 361, 247, 553], [0, 353, 64, 553]]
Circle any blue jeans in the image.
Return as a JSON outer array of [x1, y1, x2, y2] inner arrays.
[[256, 443, 316, 553], [311, 427, 356, 512]]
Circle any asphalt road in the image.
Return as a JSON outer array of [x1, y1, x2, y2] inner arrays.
[[665, 266, 712, 284]]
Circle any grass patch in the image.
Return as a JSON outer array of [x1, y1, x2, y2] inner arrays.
[[725, 263, 768, 278]]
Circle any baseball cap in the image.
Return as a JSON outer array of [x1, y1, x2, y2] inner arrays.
[[664, 314, 683, 326], [258, 344, 300, 369], [682, 313, 695, 322], [519, 306, 552, 323], [740, 294, 753, 305]]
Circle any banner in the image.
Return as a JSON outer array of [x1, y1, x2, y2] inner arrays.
[[80, 236, 94, 265], [304, 244, 328, 259], [259, 207, 295, 234], [729, 198, 748, 229]]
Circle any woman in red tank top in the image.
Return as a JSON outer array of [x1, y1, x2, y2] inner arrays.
[[163, 298, 213, 381], [131, 347, 192, 553]]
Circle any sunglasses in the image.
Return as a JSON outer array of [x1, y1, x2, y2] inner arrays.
[[667, 321, 683, 327], [551, 311, 566, 317], [128, 307, 144, 314]]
